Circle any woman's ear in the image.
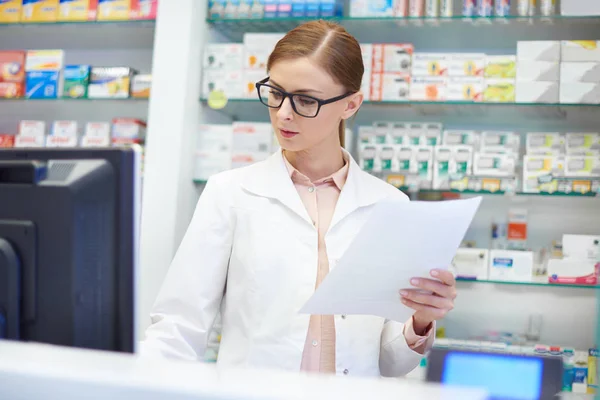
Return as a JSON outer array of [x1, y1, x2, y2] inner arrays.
[[342, 92, 364, 120]]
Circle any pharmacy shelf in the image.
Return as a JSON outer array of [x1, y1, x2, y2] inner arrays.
[[207, 15, 600, 41], [0, 20, 155, 27], [457, 278, 600, 290], [407, 189, 599, 198], [0, 98, 148, 102]]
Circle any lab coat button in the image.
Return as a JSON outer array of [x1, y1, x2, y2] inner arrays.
[[312, 340, 318, 347], [308, 187, 315, 193], [343, 369, 349, 375]]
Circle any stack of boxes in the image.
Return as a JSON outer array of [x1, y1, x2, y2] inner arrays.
[[516, 41, 560, 103], [208, 0, 343, 19], [483, 55, 516, 102], [447, 53, 485, 101], [409, 53, 447, 101], [369, 44, 413, 102], [560, 41, 600, 104]]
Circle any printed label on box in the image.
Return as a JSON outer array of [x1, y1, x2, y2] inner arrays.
[[21, 0, 59, 22]]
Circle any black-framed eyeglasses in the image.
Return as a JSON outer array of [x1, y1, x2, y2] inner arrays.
[[255, 77, 355, 118]]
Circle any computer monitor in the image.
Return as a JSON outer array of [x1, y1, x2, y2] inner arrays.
[[0, 148, 140, 353]]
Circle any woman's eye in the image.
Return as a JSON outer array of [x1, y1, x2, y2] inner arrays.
[[269, 90, 283, 99], [298, 98, 317, 106]]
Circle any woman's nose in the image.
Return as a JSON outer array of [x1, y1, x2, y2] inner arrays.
[[277, 97, 294, 121]]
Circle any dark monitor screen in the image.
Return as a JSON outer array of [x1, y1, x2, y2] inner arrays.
[[0, 148, 140, 353]]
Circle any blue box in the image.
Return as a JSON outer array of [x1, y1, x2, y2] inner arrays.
[[319, 0, 340, 17], [277, 0, 292, 17], [305, 0, 319, 17], [291, 0, 305, 16], [208, 0, 226, 18], [263, 0, 277, 17], [26, 71, 60, 99]]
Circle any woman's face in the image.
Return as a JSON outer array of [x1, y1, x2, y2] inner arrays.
[[266, 57, 363, 153]]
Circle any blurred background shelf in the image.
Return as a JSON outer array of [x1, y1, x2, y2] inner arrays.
[[456, 278, 600, 290]]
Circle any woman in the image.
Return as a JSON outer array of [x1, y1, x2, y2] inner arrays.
[[141, 20, 457, 377]]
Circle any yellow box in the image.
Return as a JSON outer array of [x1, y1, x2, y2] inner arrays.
[[0, 0, 22, 23], [21, 0, 59, 22], [97, 0, 132, 21], [57, 0, 98, 21]]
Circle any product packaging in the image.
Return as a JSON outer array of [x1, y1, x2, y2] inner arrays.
[[350, 0, 394, 16], [483, 79, 515, 102], [565, 133, 600, 155], [448, 53, 485, 77], [477, 0, 492, 16], [208, 0, 225, 18], [507, 207, 527, 249], [440, 0, 452, 16], [452, 248, 489, 280], [359, 143, 377, 171], [370, 73, 410, 101], [463, 0, 475, 15], [517, 41, 561, 61], [563, 234, 600, 260], [194, 124, 233, 181], [485, 55, 517, 78], [560, 62, 600, 83], [231, 122, 273, 169], [243, 33, 285, 71], [540, 0, 555, 15], [21, 0, 58, 22], [131, 74, 151, 98], [16, 120, 46, 147], [516, 81, 559, 103], [58, 0, 98, 21], [242, 69, 264, 99], [480, 131, 520, 153], [373, 121, 392, 144], [565, 155, 600, 177], [494, 0, 510, 16], [111, 117, 146, 145], [516, 61, 560, 81], [410, 76, 448, 101], [527, 0, 536, 16], [447, 76, 484, 101], [390, 123, 409, 144], [25, 50, 64, 99], [377, 145, 399, 174], [426, 0, 439, 17], [522, 155, 565, 193], [407, 123, 424, 145], [97, 0, 134, 20], [81, 121, 111, 147], [132, 0, 157, 19], [547, 259, 598, 285], [372, 44, 414, 73], [525, 132, 565, 155], [63, 65, 90, 98], [203, 70, 243, 99], [589, 349, 599, 394], [385, 145, 434, 189], [88, 66, 135, 99], [0, 134, 15, 148], [0, 0, 22, 22], [488, 250, 534, 282], [560, 83, 600, 104], [442, 130, 480, 147], [203, 43, 245, 71], [433, 145, 473, 190], [0, 51, 26, 98], [473, 152, 517, 177], [517, 0, 528, 15], [412, 53, 449, 76], [561, 41, 600, 62], [409, 0, 424, 16]]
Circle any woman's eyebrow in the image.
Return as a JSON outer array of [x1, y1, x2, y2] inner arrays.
[[269, 79, 324, 94]]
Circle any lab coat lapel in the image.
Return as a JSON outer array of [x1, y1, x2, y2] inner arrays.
[[240, 150, 313, 226]]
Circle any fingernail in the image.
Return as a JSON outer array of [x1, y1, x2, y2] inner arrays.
[[411, 279, 419, 286], [401, 298, 407, 304], [400, 290, 408, 297], [431, 270, 439, 277]]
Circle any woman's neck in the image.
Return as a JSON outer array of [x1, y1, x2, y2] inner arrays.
[[284, 145, 345, 182]]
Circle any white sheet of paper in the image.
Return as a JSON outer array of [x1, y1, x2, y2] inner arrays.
[[300, 197, 482, 322]]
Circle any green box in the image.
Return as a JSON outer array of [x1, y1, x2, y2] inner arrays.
[[63, 65, 91, 98]]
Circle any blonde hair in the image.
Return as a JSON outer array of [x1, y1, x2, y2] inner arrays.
[[267, 20, 364, 148]]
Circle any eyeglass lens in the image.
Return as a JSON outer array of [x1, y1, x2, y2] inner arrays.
[[258, 85, 320, 118]]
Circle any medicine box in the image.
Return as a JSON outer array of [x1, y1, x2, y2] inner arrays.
[[565, 155, 600, 177], [406, 123, 423, 145], [561, 41, 600, 62], [560, 83, 600, 104], [194, 124, 233, 181], [349, 0, 394, 16], [208, 0, 225, 18], [448, 53, 485, 77], [517, 41, 561, 62], [88, 67, 135, 99], [387, 145, 434, 189], [21, 0, 59, 22], [0, 0, 22, 23], [566, 133, 600, 155], [243, 33, 284, 71], [359, 143, 377, 171], [547, 259, 598, 285], [377, 145, 398, 173], [389, 123, 408, 145], [516, 81, 559, 103], [563, 234, 600, 260], [484, 56, 516, 78], [372, 44, 413, 73], [203, 69, 243, 99], [63, 65, 90, 98], [19, 120, 45, 137], [526, 132, 565, 155], [522, 155, 565, 194], [131, 74, 151, 98], [411, 53, 449, 76], [305, 0, 319, 17], [203, 44, 244, 71], [111, 118, 146, 143], [361, 71, 371, 101], [370, 72, 410, 101], [25, 50, 64, 71], [433, 145, 473, 190], [0, 134, 15, 148], [361, 44, 373, 69], [410, 76, 447, 101], [0, 51, 25, 98], [516, 61, 560, 82], [51, 120, 77, 137], [560, 62, 600, 83], [14, 135, 45, 148], [372, 121, 392, 144], [447, 77, 484, 101], [97, 0, 133, 20], [133, 0, 157, 19], [358, 125, 375, 144], [46, 135, 78, 147], [481, 131, 520, 154], [443, 130, 480, 147], [319, 0, 342, 17], [58, 0, 98, 21], [488, 250, 534, 282], [85, 121, 111, 138], [452, 248, 489, 280], [483, 79, 515, 103], [473, 152, 517, 177], [26, 71, 60, 98]]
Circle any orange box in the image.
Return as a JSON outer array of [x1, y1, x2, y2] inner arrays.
[[0, 51, 25, 98], [0, 134, 15, 148], [131, 0, 156, 19]]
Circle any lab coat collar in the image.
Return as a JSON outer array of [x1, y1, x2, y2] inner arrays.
[[241, 149, 393, 229]]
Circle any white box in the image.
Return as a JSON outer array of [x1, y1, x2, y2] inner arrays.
[[407, 123, 424, 145], [243, 33, 285, 71], [565, 133, 600, 155], [195, 124, 233, 181], [562, 234, 600, 260], [370, 73, 410, 101], [14, 135, 45, 148], [526, 132, 565, 155], [448, 53, 485, 77], [81, 136, 111, 147], [433, 145, 473, 190], [18, 120, 45, 137], [372, 44, 413, 73], [373, 121, 392, 144], [522, 155, 565, 193], [378, 144, 398, 173], [561, 0, 600, 16], [473, 152, 517, 177], [358, 125, 376, 144], [561, 41, 600, 62], [452, 248, 489, 280], [111, 118, 146, 141], [202, 70, 244, 99], [359, 143, 377, 171], [394, 145, 434, 188], [516, 81, 559, 103], [390, 123, 409, 145], [231, 122, 273, 169], [51, 121, 77, 137], [361, 70, 371, 101], [517, 61, 560, 82], [349, 0, 394, 16], [442, 130, 480, 147], [423, 123, 442, 146], [203, 43, 244, 71], [488, 250, 534, 282], [560, 82, 600, 104], [560, 62, 600, 83], [480, 131, 521, 154], [242, 69, 265, 99], [409, 76, 447, 101], [547, 259, 598, 285], [84, 122, 110, 139], [411, 53, 448, 76], [46, 136, 78, 147], [517, 41, 561, 62], [361, 44, 373, 70], [484, 55, 517, 78], [447, 77, 484, 102], [564, 155, 600, 177]]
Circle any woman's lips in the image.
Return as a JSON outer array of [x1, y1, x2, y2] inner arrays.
[[280, 129, 299, 139]]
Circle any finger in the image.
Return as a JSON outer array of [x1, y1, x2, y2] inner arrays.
[[400, 298, 447, 319], [410, 278, 457, 299], [400, 290, 453, 310], [431, 269, 456, 286]]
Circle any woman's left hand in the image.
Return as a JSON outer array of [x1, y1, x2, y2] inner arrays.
[[399, 269, 457, 334]]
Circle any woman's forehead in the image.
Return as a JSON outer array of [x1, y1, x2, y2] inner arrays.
[[269, 58, 341, 93]]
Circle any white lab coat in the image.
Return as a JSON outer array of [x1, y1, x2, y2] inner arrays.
[[140, 149, 426, 377]]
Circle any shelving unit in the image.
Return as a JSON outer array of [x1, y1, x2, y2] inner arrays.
[[456, 278, 600, 290]]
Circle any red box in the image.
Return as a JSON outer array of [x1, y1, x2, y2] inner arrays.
[[0, 82, 24, 98], [0, 134, 15, 148], [132, 0, 157, 20]]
